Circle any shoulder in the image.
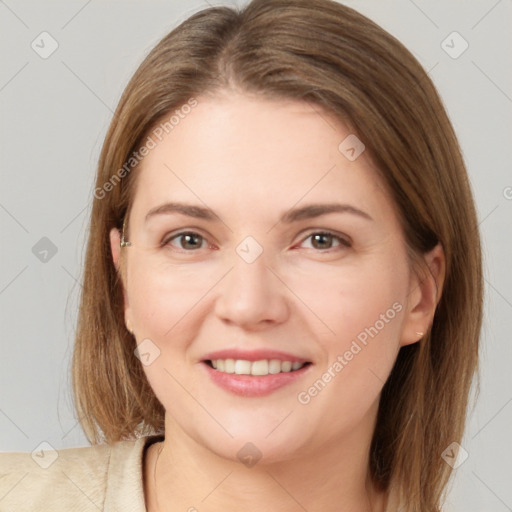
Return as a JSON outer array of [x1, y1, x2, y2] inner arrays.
[[0, 434, 163, 511], [0, 441, 112, 511]]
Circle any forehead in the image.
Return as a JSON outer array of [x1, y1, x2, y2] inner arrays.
[[129, 93, 391, 224]]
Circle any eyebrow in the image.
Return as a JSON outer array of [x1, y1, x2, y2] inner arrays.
[[144, 201, 373, 224]]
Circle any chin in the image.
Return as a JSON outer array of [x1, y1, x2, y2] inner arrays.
[[206, 434, 307, 467], [185, 413, 314, 467]]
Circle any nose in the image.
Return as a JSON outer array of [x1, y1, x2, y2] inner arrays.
[[214, 253, 290, 330]]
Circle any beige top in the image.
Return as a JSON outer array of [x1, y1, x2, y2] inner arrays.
[[1, 434, 402, 511], [0, 434, 164, 511]]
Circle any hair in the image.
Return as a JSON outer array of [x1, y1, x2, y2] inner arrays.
[[71, 1, 483, 510]]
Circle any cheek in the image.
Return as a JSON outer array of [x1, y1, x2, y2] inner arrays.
[[125, 264, 209, 412], [125, 259, 223, 399], [126, 256, 219, 338], [289, 250, 408, 348], [334, 272, 405, 350], [293, 255, 408, 430]]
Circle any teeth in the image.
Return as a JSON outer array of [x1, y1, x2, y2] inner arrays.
[[251, 360, 268, 376], [234, 359, 252, 375], [224, 358, 235, 373], [281, 361, 292, 372], [268, 359, 281, 374], [210, 359, 306, 376]]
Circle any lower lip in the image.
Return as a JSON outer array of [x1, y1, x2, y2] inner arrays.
[[202, 362, 311, 397]]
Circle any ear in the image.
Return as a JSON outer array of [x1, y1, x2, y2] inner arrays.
[[109, 227, 122, 271], [400, 243, 445, 347], [110, 227, 133, 333]]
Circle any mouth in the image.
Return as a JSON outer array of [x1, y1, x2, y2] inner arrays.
[[200, 350, 313, 397], [205, 358, 311, 375]]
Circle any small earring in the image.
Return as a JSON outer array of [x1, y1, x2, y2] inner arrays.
[[120, 217, 132, 248], [416, 331, 424, 337]]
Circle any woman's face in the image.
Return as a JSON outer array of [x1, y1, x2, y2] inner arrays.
[[111, 92, 434, 463]]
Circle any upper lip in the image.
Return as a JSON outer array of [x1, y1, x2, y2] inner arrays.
[[201, 349, 311, 363]]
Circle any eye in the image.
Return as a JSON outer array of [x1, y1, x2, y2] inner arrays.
[[160, 229, 350, 253], [298, 231, 351, 251], [162, 231, 209, 251]]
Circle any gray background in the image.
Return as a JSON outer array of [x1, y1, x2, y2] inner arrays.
[[0, 1, 511, 510]]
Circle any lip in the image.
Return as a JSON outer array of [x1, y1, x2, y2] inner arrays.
[[200, 349, 312, 397], [201, 348, 309, 363]]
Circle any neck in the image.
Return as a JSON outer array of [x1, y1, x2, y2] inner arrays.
[[144, 410, 387, 512]]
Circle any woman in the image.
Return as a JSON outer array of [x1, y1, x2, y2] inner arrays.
[[0, 0, 482, 510]]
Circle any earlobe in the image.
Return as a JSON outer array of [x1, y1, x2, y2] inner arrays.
[[400, 243, 446, 347], [125, 315, 134, 336]]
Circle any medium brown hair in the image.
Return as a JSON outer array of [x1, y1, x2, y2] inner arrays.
[[72, 1, 483, 510]]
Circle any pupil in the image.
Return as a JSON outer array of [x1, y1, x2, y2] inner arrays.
[[312, 233, 331, 249], [182, 233, 201, 249]]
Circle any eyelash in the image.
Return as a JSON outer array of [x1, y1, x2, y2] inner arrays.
[[161, 230, 352, 253]]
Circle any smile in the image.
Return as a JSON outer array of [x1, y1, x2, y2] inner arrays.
[[201, 352, 312, 396], [208, 359, 308, 375]]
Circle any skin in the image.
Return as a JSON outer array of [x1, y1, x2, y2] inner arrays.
[[110, 92, 445, 512]]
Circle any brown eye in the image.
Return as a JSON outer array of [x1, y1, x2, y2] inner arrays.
[[300, 231, 351, 251], [164, 232, 206, 251]]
